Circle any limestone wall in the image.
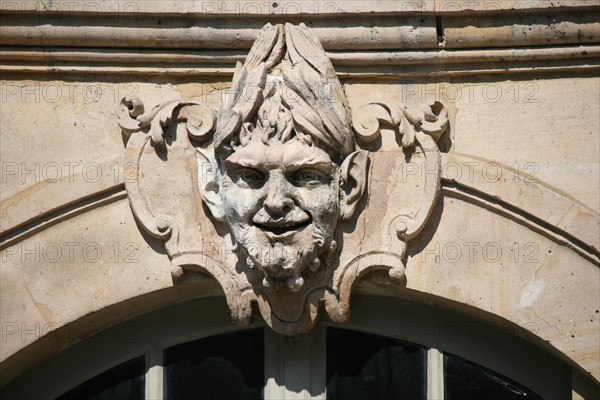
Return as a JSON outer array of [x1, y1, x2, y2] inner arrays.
[[1, 1, 598, 397]]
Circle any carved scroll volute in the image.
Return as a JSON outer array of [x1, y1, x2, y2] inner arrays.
[[118, 98, 213, 269], [351, 100, 447, 240], [325, 100, 448, 324], [119, 97, 259, 327]]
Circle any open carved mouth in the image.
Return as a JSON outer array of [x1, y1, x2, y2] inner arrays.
[[254, 218, 311, 236]]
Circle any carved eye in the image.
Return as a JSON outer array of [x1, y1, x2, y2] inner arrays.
[[291, 170, 325, 186], [234, 169, 265, 188]]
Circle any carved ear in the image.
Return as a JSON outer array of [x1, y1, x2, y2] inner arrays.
[[196, 149, 226, 221], [339, 150, 369, 221]]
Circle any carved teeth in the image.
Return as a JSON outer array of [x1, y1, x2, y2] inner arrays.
[[329, 240, 337, 256], [287, 273, 304, 292], [309, 258, 320, 272], [171, 265, 184, 280], [263, 275, 275, 289], [269, 220, 304, 228], [254, 218, 310, 234]]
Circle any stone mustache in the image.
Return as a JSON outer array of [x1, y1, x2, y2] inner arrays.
[[119, 23, 449, 335]]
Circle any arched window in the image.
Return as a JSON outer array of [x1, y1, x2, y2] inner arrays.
[[1, 296, 571, 399]]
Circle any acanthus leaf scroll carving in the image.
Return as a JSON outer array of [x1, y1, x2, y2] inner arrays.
[[118, 23, 450, 335]]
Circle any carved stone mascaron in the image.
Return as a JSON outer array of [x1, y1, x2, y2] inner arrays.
[[118, 23, 449, 335]]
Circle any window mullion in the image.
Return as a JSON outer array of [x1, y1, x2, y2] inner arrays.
[[427, 348, 444, 400], [145, 346, 163, 400], [264, 325, 326, 400]]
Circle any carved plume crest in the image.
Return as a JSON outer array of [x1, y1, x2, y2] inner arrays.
[[215, 23, 353, 162]]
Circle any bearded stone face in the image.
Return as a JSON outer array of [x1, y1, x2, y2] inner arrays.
[[199, 74, 368, 293], [219, 138, 339, 292]]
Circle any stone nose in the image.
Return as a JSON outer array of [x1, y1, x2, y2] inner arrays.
[[264, 173, 293, 217]]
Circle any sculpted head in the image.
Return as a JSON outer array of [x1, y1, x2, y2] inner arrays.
[[198, 23, 368, 291]]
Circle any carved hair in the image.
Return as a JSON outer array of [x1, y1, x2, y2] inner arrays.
[[214, 23, 355, 163]]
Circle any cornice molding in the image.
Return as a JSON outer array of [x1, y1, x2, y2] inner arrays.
[[1, 45, 598, 78], [1, 3, 598, 78], [2, 12, 597, 49], [0, 1, 595, 16]]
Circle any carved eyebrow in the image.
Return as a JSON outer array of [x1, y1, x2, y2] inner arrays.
[[224, 158, 264, 170], [224, 158, 333, 171], [284, 160, 335, 172]]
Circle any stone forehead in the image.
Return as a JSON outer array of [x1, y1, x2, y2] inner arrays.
[[223, 138, 337, 170]]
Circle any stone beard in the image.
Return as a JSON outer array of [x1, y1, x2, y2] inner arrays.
[[216, 96, 341, 292]]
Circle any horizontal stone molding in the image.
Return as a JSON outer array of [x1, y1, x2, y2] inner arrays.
[[2, 4, 598, 78], [2, 3, 598, 78], [1, 15, 597, 50], [0, 1, 594, 16], [2, 44, 597, 65], [1, 45, 598, 78], [0, 19, 440, 50]]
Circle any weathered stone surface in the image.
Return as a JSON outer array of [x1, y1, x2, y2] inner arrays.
[[0, 199, 173, 362], [119, 23, 448, 335], [1, 4, 598, 395]]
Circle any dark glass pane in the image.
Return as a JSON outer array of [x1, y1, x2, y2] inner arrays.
[[326, 328, 427, 400], [56, 356, 144, 400], [164, 328, 264, 400], [444, 353, 542, 400]]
